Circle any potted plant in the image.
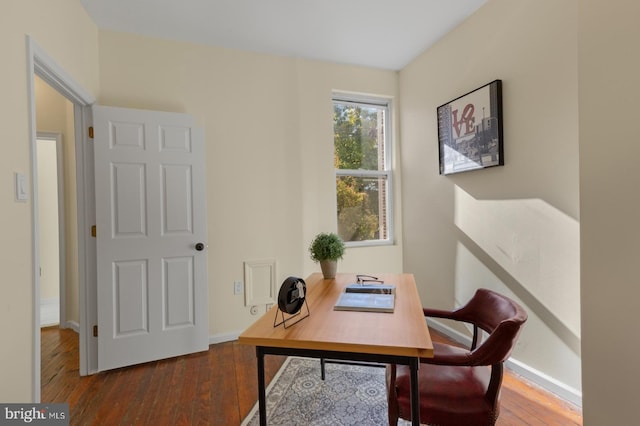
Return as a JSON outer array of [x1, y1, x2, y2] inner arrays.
[[309, 232, 345, 279]]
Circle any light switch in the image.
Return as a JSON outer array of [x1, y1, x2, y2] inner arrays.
[[15, 172, 28, 202], [234, 281, 244, 295]]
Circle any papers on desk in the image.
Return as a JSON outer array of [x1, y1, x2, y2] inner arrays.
[[333, 292, 395, 313]]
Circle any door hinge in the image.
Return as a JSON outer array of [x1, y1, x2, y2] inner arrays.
[[93, 325, 98, 337], [91, 225, 96, 237], [88, 126, 94, 139]]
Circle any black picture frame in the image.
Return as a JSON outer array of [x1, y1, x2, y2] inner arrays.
[[437, 80, 503, 175]]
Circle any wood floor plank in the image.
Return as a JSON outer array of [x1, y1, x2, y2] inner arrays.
[[144, 358, 180, 425], [210, 342, 242, 425], [41, 327, 581, 425], [173, 352, 202, 425], [191, 350, 213, 426]]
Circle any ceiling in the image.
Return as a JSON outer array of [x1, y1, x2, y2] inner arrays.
[[80, 0, 486, 71]]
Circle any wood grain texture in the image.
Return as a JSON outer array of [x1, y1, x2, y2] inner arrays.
[[239, 273, 433, 358]]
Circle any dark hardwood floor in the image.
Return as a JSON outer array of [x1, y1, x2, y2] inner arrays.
[[41, 326, 582, 425]]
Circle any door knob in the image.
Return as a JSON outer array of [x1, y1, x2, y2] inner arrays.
[[195, 243, 205, 251]]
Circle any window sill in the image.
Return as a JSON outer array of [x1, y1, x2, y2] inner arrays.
[[345, 239, 394, 249]]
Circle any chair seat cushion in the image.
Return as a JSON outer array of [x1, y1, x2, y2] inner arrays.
[[394, 345, 495, 425]]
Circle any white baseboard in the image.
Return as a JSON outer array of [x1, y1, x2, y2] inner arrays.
[[209, 330, 241, 345], [40, 298, 59, 327], [427, 319, 582, 408], [63, 320, 80, 333]]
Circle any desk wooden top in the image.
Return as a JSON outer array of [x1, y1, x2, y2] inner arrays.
[[238, 273, 433, 359]]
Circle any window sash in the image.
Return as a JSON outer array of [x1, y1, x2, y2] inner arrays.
[[332, 96, 390, 109], [336, 174, 392, 246], [335, 169, 390, 178]]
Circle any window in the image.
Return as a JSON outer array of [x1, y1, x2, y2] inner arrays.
[[333, 94, 392, 246]]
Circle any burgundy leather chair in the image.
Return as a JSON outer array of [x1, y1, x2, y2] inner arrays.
[[386, 288, 527, 426]]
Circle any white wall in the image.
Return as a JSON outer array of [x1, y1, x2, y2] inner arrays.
[[579, 1, 640, 424], [97, 32, 403, 338], [0, 0, 99, 402], [399, 0, 581, 394]]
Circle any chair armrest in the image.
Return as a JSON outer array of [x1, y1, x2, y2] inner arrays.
[[421, 341, 475, 366], [423, 307, 454, 319], [423, 307, 473, 324], [423, 307, 480, 350]]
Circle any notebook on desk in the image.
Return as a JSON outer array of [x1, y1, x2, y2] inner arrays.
[[345, 283, 396, 294], [333, 292, 395, 313]]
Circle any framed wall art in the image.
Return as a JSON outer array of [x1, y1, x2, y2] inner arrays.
[[437, 79, 503, 175]]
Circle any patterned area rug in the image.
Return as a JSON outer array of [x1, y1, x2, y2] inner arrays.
[[241, 357, 393, 426]]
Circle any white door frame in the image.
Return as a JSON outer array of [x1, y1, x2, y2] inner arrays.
[[27, 36, 96, 402], [36, 132, 66, 328]]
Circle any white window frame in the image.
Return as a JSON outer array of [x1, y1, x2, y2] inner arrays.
[[333, 93, 394, 247]]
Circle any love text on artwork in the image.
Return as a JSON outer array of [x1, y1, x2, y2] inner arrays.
[[452, 104, 475, 138]]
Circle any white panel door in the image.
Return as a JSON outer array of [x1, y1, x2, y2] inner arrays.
[[93, 105, 208, 371]]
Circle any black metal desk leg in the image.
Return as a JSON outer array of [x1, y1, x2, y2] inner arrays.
[[256, 347, 267, 426], [409, 357, 420, 426]]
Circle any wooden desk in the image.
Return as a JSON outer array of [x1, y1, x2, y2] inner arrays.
[[238, 273, 433, 426]]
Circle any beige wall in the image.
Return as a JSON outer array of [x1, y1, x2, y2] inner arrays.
[[34, 76, 80, 323], [0, 0, 98, 402], [399, 0, 581, 393], [97, 31, 403, 337], [8, 1, 638, 420], [295, 59, 404, 276], [36, 140, 59, 301], [579, 1, 640, 424]]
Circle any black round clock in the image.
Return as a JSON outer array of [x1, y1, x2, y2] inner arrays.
[[277, 276, 306, 315]]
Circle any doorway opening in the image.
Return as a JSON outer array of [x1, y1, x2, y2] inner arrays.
[[28, 35, 96, 402], [36, 132, 66, 328]]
